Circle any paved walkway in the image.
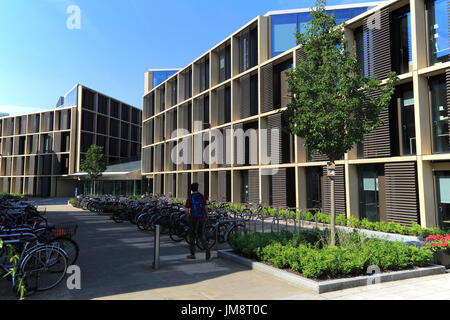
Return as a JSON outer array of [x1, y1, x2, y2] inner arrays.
[[1, 198, 449, 300]]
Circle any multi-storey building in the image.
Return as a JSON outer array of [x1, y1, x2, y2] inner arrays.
[[0, 84, 143, 197], [141, 0, 448, 231]]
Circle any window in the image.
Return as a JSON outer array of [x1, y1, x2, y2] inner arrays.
[[218, 45, 231, 83], [82, 89, 95, 110], [390, 6, 412, 74], [160, 86, 165, 111], [110, 100, 119, 118], [184, 68, 192, 100], [198, 58, 210, 93], [429, 75, 449, 153], [436, 171, 450, 231], [272, 14, 297, 58], [271, 8, 371, 57], [399, 87, 416, 155], [358, 165, 381, 222], [273, 59, 293, 109], [426, 0, 449, 65], [97, 95, 108, 114], [239, 27, 258, 73], [171, 79, 178, 106]]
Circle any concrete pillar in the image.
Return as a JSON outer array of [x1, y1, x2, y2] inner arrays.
[[417, 158, 437, 228], [297, 167, 307, 210], [345, 163, 360, 219]]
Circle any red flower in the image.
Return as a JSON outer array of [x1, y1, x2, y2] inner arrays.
[[421, 242, 426, 246], [431, 243, 439, 247], [445, 235, 450, 241]]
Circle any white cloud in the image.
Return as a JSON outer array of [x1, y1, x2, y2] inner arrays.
[[0, 106, 47, 116]]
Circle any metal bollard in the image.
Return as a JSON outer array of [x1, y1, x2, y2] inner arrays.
[[153, 225, 161, 270]]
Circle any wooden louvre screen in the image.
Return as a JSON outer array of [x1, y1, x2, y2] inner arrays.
[[142, 147, 153, 174], [385, 162, 419, 225], [54, 132, 62, 153], [240, 75, 251, 119], [223, 127, 231, 168], [267, 113, 282, 165], [155, 144, 162, 172], [217, 171, 228, 202], [248, 169, 259, 205], [310, 153, 329, 162], [216, 87, 224, 125], [27, 178, 35, 195], [361, 90, 391, 158], [295, 48, 306, 66], [261, 63, 273, 114], [154, 175, 162, 195], [197, 96, 205, 127], [52, 155, 60, 175], [5, 138, 12, 156], [446, 69, 450, 146], [322, 165, 346, 215], [14, 178, 22, 194], [362, 8, 391, 80], [181, 173, 190, 199], [28, 156, 35, 175], [15, 157, 23, 176], [167, 141, 175, 171], [5, 158, 11, 176], [2, 178, 9, 193], [271, 168, 287, 208]]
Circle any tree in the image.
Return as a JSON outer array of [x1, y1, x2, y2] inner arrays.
[[80, 145, 106, 196], [282, 0, 398, 245]]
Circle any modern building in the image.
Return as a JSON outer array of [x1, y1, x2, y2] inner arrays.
[[141, 0, 450, 231], [0, 84, 143, 197]]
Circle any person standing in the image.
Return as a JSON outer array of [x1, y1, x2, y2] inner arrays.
[[185, 182, 210, 261]]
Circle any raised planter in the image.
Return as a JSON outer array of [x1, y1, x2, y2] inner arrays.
[[434, 250, 450, 268], [218, 249, 446, 294]]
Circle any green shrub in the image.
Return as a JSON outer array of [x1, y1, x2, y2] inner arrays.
[[347, 216, 361, 228], [335, 214, 347, 226], [68, 198, 77, 206], [230, 230, 434, 280]]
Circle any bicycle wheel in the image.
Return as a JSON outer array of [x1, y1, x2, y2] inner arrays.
[[197, 225, 216, 250], [19, 246, 68, 292], [111, 212, 124, 223], [51, 237, 79, 265]]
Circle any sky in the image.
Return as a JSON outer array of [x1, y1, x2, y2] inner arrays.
[[0, 0, 383, 115]]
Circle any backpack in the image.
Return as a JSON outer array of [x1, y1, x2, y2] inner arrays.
[[191, 192, 206, 218]]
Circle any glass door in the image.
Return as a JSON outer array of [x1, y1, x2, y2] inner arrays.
[[436, 172, 450, 231], [359, 167, 380, 222]]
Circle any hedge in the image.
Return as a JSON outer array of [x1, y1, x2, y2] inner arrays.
[[229, 231, 434, 280]]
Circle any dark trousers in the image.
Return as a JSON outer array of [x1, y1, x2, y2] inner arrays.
[[188, 219, 209, 255]]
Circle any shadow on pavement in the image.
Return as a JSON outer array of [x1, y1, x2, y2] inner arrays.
[[0, 199, 262, 300]]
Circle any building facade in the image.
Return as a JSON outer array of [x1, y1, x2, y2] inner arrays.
[[143, 0, 449, 230], [0, 84, 142, 197]]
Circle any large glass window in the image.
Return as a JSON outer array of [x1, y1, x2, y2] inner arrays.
[[271, 7, 372, 57], [436, 171, 450, 231], [391, 6, 413, 74], [272, 14, 298, 57], [429, 75, 449, 153], [152, 70, 177, 89], [426, 0, 449, 65]]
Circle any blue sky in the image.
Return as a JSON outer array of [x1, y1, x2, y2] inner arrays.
[[0, 0, 382, 115]]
